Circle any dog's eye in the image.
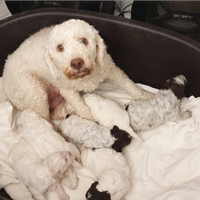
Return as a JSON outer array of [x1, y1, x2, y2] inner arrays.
[[57, 44, 64, 52], [80, 38, 88, 45]]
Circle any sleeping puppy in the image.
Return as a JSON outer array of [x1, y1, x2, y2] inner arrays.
[[81, 148, 131, 200], [3, 19, 153, 122], [126, 75, 192, 132], [17, 109, 80, 161], [16, 109, 80, 195], [79, 120, 132, 200], [12, 139, 74, 200], [82, 92, 142, 142], [58, 114, 131, 152]]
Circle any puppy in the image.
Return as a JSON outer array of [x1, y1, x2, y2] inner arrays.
[[12, 139, 73, 200], [110, 125, 132, 153], [58, 115, 131, 152], [126, 75, 192, 132], [3, 19, 153, 121], [81, 148, 131, 200], [16, 109, 80, 192], [17, 109, 80, 161], [82, 92, 142, 141]]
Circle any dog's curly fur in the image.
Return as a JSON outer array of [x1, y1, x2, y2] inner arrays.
[[2, 19, 153, 121], [126, 75, 192, 132]]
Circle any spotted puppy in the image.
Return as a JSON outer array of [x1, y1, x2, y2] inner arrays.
[[58, 115, 131, 152], [82, 148, 131, 200], [126, 75, 192, 132]]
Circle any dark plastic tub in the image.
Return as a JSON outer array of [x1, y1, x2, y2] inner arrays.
[[0, 7, 200, 199]]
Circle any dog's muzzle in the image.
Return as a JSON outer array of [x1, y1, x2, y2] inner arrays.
[[64, 57, 94, 79]]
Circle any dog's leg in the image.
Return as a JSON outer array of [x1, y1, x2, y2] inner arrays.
[[5, 72, 50, 120], [107, 66, 154, 100], [61, 89, 94, 121]]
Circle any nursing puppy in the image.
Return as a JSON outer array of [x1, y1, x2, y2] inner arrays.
[[16, 109, 80, 196], [126, 75, 192, 132], [17, 109, 80, 161], [58, 114, 131, 152], [82, 93, 142, 141], [2, 19, 153, 122]]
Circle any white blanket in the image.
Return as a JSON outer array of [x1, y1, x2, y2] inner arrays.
[[1, 78, 200, 200]]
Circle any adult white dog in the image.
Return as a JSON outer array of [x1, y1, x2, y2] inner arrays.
[[2, 19, 153, 121]]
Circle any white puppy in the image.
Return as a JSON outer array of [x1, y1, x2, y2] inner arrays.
[[126, 75, 192, 132], [81, 148, 131, 200], [12, 139, 73, 200], [58, 115, 131, 152], [3, 19, 153, 121], [17, 109, 80, 161], [58, 114, 114, 149], [82, 93, 142, 141], [16, 109, 80, 194]]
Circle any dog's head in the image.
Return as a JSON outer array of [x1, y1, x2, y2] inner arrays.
[[162, 75, 187, 99], [44, 151, 73, 180], [111, 125, 132, 152], [44, 19, 109, 81], [85, 181, 111, 200]]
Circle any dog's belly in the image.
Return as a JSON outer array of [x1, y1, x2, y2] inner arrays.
[[48, 85, 64, 111]]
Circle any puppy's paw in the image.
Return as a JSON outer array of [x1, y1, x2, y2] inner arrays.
[[62, 166, 78, 190], [182, 110, 192, 120], [64, 173, 78, 190], [68, 142, 81, 162]]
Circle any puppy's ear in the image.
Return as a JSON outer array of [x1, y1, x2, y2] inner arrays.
[[44, 50, 59, 79], [112, 141, 123, 152], [112, 125, 119, 131]]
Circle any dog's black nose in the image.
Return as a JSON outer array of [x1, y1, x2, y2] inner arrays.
[[70, 58, 84, 70]]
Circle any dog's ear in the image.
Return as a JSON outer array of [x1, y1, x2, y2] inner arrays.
[[44, 50, 59, 79], [95, 33, 106, 65], [95, 32, 116, 74]]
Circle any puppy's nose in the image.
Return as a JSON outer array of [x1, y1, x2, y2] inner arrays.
[[70, 58, 84, 70]]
